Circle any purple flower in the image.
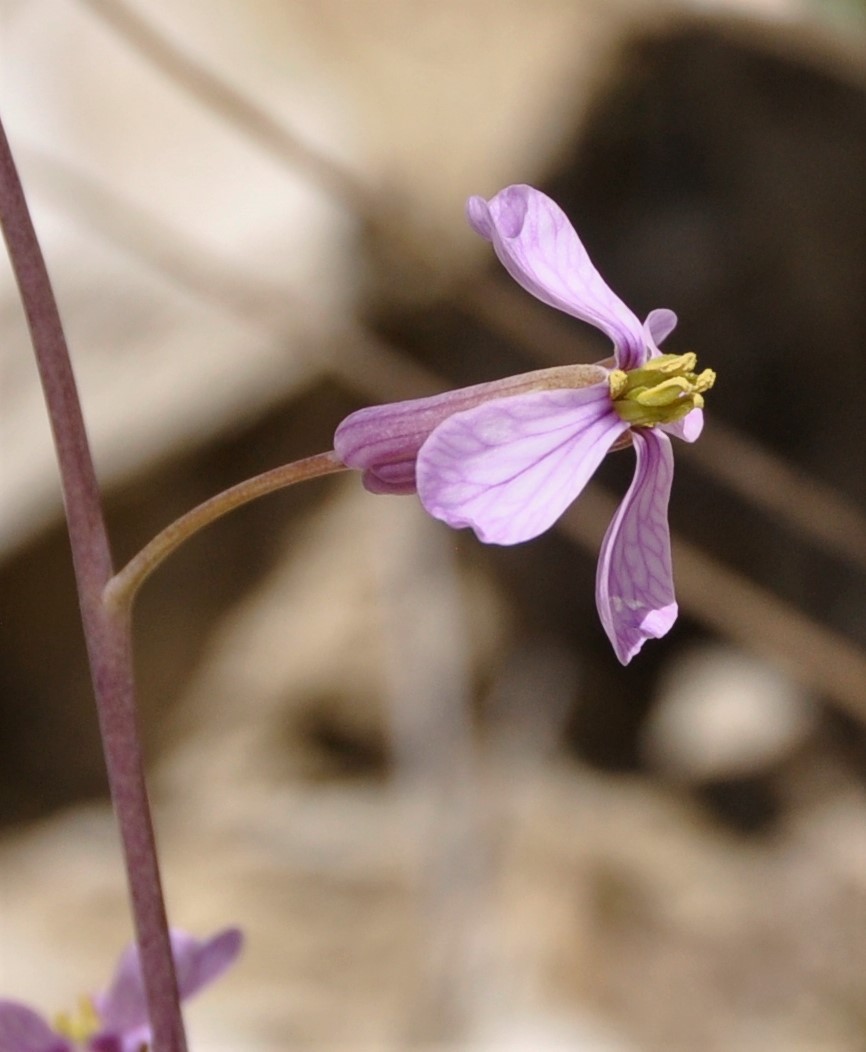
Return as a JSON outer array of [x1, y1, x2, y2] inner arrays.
[[334, 185, 714, 663], [0, 928, 242, 1052]]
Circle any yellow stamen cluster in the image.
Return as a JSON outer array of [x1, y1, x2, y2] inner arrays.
[[54, 996, 100, 1043], [609, 352, 715, 428]]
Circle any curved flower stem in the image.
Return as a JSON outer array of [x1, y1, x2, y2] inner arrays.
[[0, 116, 186, 1051], [106, 451, 346, 612]]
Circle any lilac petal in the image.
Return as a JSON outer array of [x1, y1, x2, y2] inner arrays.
[[467, 185, 647, 370], [0, 1002, 70, 1052], [416, 385, 628, 545], [92, 941, 154, 1036], [466, 195, 493, 239], [596, 430, 677, 664], [643, 308, 678, 354], [94, 928, 243, 1040], [172, 927, 243, 1001], [661, 407, 704, 443], [334, 377, 538, 496], [334, 366, 607, 495]]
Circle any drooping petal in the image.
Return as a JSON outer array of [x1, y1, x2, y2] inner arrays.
[[661, 407, 704, 443], [467, 185, 647, 369], [596, 430, 677, 664], [93, 928, 242, 1044], [416, 385, 629, 545], [0, 1002, 69, 1052], [643, 308, 678, 353]]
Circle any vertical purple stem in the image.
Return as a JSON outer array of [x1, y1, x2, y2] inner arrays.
[[0, 115, 186, 1051]]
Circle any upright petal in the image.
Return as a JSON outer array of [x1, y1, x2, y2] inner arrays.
[[596, 430, 677, 664], [643, 308, 678, 353], [0, 1002, 69, 1052], [94, 928, 243, 1042], [93, 940, 156, 1036], [417, 385, 628, 545], [171, 928, 243, 1001], [467, 185, 647, 369]]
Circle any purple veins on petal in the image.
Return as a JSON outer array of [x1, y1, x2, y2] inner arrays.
[[416, 385, 629, 546], [466, 185, 647, 370], [334, 377, 530, 495], [596, 429, 677, 664], [333, 365, 608, 496]]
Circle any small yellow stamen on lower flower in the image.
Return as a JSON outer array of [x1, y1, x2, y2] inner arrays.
[[54, 996, 100, 1043], [609, 353, 715, 427]]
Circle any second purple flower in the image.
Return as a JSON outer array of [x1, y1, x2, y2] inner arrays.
[[335, 184, 714, 663], [0, 928, 242, 1052]]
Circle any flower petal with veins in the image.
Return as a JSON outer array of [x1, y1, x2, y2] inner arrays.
[[596, 430, 677, 663], [335, 363, 607, 495], [467, 185, 647, 369], [417, 385, 628, 545]]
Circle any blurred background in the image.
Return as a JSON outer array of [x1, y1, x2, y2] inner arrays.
[[2, 0, 866, 1048]]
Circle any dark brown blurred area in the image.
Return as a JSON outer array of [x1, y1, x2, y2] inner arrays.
[[2, 2, 866, 1049]]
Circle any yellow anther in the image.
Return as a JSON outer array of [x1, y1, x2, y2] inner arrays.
[[634, 376, 693, 407], [54, 997, 100, 1042], [608, 369, 629, 399], [609, 352, 715, 428], [640, 351, 697, 376], [694, 368, 716, 392]]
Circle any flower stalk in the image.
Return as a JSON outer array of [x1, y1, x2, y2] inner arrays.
[[106, 450, 346, 611], [0, 111, 186, 1052]]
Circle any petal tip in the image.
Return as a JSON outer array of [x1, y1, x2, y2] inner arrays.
[[489, 184, 530, 239], [643, 308, 678, 350], [613, 601, 678, 665], [466, 195, 493, 239]]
